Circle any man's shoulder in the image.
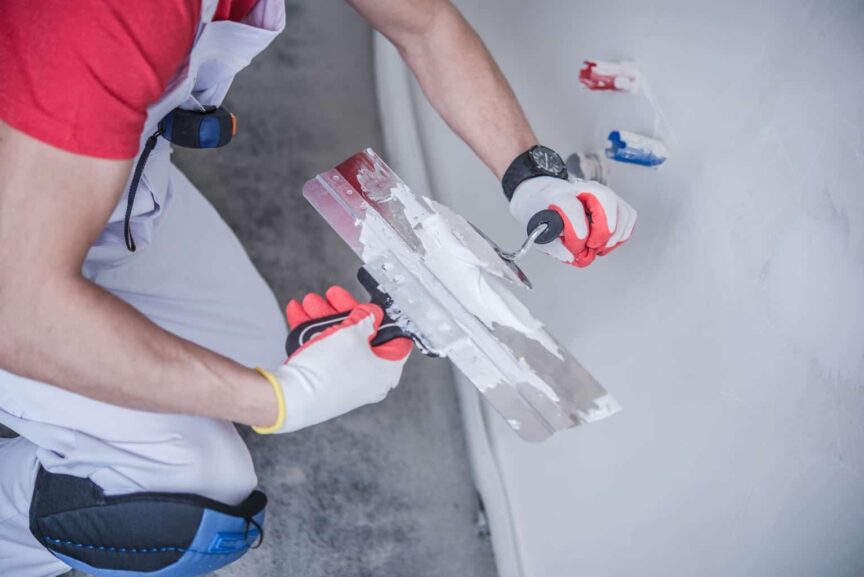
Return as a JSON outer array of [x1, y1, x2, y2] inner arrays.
[[0, 0, 202, 159]]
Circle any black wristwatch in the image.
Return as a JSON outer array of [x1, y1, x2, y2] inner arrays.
[[502, 145, 568, 201]]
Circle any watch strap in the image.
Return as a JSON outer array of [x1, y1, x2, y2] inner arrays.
[[502, 146, 568, 201]]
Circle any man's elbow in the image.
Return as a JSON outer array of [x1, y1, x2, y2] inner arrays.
[[0, 271, 53, 368], [0, 280, 18, 367]]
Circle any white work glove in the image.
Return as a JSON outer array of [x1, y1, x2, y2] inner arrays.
[[253, 286, 412, 434], [509, 176, 637, 267]]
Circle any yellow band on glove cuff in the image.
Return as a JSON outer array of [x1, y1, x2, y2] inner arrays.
[[252, 367, 286, 434]]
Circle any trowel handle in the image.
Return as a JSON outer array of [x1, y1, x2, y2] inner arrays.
[[284, 268, 413, 357], [284, 309, 407, 357], [527, 209, 565, 244]]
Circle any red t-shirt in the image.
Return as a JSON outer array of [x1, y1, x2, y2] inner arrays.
[[0, 0, 258, 159]]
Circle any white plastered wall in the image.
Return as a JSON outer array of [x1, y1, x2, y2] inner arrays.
[[374, 1, 864, 576]]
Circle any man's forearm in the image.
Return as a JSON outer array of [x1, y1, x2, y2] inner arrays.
[[394, 3, 537, 179], [0, 122, 278, 429], [0, 272, 277, 428]]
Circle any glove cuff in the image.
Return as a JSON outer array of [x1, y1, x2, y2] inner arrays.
[[252, 367, 286, 435]]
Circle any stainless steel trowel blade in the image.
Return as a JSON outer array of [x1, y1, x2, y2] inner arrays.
[[468, 223, 533, 289], [302, 149, 620, 442]]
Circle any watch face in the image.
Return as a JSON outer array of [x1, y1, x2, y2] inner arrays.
[[530, 146, 564, 174]]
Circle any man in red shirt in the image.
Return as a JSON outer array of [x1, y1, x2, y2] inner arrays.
[[0, 0, 636, 575]]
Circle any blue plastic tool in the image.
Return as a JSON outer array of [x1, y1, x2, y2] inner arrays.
[[606, 130, 668, 167]]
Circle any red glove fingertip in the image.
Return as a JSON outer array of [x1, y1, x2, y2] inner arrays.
[[325, 285, 359, 313], [577, 192, 613, 249], [549, 203, 588, 258], [348, 304, 412, 361], [302, 292, 337, 318], [596, 241, 622, 257], [349, 303, 384, 332], [286, 299, 309, 329], [572, 247, 597, 268]]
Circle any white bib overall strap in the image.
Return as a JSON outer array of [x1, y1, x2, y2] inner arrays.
[[86, 0, 285, 266]]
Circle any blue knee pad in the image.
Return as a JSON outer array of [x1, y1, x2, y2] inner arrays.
[[29, 467, 266, 577]]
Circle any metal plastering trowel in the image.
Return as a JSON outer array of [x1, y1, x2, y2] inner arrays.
[[294, 149, 620, 442]]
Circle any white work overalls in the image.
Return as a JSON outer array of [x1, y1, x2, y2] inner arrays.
[[0, 2, 287, 575]]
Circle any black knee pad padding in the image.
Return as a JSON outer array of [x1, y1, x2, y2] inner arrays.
[[29, 467, 267, 575]]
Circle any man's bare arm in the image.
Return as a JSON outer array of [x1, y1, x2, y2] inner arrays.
[[347, 0, 538, 179], [0, 122, 276, 427]]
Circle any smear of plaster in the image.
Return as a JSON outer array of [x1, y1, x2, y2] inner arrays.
[[361, 182, 562, 357]]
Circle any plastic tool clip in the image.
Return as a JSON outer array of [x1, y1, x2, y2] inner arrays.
[[159, 106, 237, 149]]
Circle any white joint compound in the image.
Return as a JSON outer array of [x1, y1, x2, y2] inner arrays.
[[305, 149, 619, 440], [360, 183, 563, 359]]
